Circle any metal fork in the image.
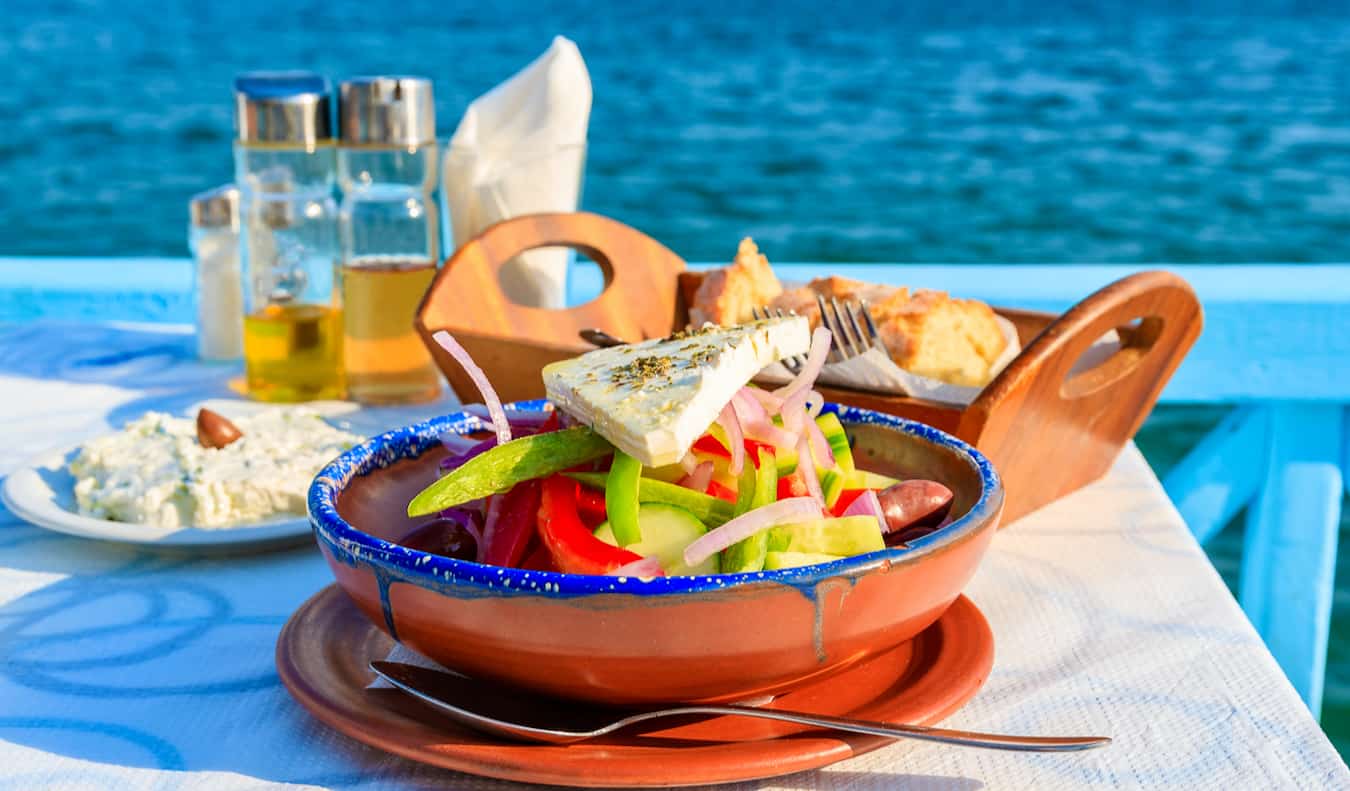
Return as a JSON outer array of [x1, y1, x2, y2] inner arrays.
[[817, 295, 888, 361], [751, 305, 807, 373]]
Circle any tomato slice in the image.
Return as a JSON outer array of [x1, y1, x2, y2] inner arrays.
[[576, 486, 608, 529], [692, 435, 730, 458], [777, 471, 810, 500], [743, 439, 776, 461], [705, 480, 738, 504], [536, 476, 642, 574], [518, 539, 560, 572], [830, 488, 868, 517], [693, 435, 777, 468]]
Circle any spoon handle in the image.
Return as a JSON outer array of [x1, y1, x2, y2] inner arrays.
[[645, 706, 1110, 752]]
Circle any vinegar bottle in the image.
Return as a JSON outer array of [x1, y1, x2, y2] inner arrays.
[[233, 72, 344, 402], [337, 76, 442, 405]]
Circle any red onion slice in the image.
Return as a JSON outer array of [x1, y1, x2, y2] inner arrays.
[[462, 403, 555, 429], [432, 330, 512, 447], [797, 435, 824, 505], [438, 435, 500, 472], [803, 415, 836, 470], [683, 497, 821, 568], [779, 386, 810, 434], [842, 489, 886, 530], [479, 493, 507, 564], [773, 327, 833, 402], [678, 461, 714, 492], [679, 451, 700, 475], [731, 390, 798, 449], [608, 555, 665, 578], [805, 390, 825, 419], [744, 386, 784, 413], [717, 403, 746, 476], [439, 433, 481, 456]]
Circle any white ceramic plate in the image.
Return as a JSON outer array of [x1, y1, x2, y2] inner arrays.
[[0, 399, 420, 552]]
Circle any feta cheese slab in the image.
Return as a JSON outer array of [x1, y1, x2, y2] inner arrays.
[[542, 316, 811, 467]]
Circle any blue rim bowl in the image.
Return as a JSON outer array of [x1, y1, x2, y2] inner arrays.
[[307, 399, 1004, 704]]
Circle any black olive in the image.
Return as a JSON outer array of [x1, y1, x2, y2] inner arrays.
[[400, 518, 478, 562]]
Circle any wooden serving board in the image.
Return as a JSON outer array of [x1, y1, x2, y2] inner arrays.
[[416, 212, 1202, 524]]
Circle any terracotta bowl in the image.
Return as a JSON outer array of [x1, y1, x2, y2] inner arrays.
[[307, 400, 1004, 706]]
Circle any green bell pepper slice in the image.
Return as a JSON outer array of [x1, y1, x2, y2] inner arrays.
[[605, 450, 644, 546], [408, 427, 613, 517], [720, 447, 778, 573], [732, 458, 758, 517], [567, 472, 734, 526]]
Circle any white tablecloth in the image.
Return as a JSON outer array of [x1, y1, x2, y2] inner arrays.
[[0, 321, 1345, 790]]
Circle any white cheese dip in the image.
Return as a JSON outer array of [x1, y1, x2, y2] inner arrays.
[[70, 409, 359, 529]]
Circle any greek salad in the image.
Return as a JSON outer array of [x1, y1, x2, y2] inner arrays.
[[403, 319, 954, 578]]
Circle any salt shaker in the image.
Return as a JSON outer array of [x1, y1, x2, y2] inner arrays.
[[188, 185, 243, 361]]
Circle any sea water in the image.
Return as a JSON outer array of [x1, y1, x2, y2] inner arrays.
[[3, 0, 1349, 753]]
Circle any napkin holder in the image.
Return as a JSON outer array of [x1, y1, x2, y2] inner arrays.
[[417, 212, 1203, 524]]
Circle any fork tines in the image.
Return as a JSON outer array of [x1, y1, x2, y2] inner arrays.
[[816, 295, 887, 361]]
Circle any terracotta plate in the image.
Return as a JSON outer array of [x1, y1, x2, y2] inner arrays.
[[277, 586, 994, 788]]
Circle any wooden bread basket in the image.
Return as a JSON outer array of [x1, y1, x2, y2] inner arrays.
[[416, 212, 1203, 524]]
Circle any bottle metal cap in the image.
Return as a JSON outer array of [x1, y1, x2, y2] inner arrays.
[[234, 71, 333, 145], [338, 76, 435, 146], [189, 185, 240, 229]]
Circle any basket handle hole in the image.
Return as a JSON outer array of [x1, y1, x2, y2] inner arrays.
[[494, 244, 615, 309], [1059, 315, 1165, 400]]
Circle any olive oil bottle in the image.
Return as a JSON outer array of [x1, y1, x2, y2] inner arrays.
[[242, 302, 343, 402], [233, 72, 345, 402]]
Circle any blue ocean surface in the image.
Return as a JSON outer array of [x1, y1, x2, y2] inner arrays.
[[3, 0, 1350, 755]]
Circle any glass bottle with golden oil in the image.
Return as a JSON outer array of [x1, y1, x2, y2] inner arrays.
[[336, 76, 442, 405], [233, 72, 344, 402]]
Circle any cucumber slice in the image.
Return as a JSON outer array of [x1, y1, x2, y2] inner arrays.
[[720, 447, 778, 574], [719, 533, 766, 574], [567, 472, 734, 526], [814, 413, 855, 472], [843, 469, 902, 490], [643, 463, 687, 483], [764, 551, 845, 570], [765, 516, 885, 556], [594, 503, 715, 576], [752, 448, 778, 509], [820, 469, 846, 509], [732, 459, 757, 516]]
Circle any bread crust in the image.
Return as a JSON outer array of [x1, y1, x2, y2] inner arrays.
[[692, 239, 1009, 386], [688, 238, 783, 326]]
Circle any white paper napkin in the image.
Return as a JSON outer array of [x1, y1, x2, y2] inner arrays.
[[442, 36, 591, 308]]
